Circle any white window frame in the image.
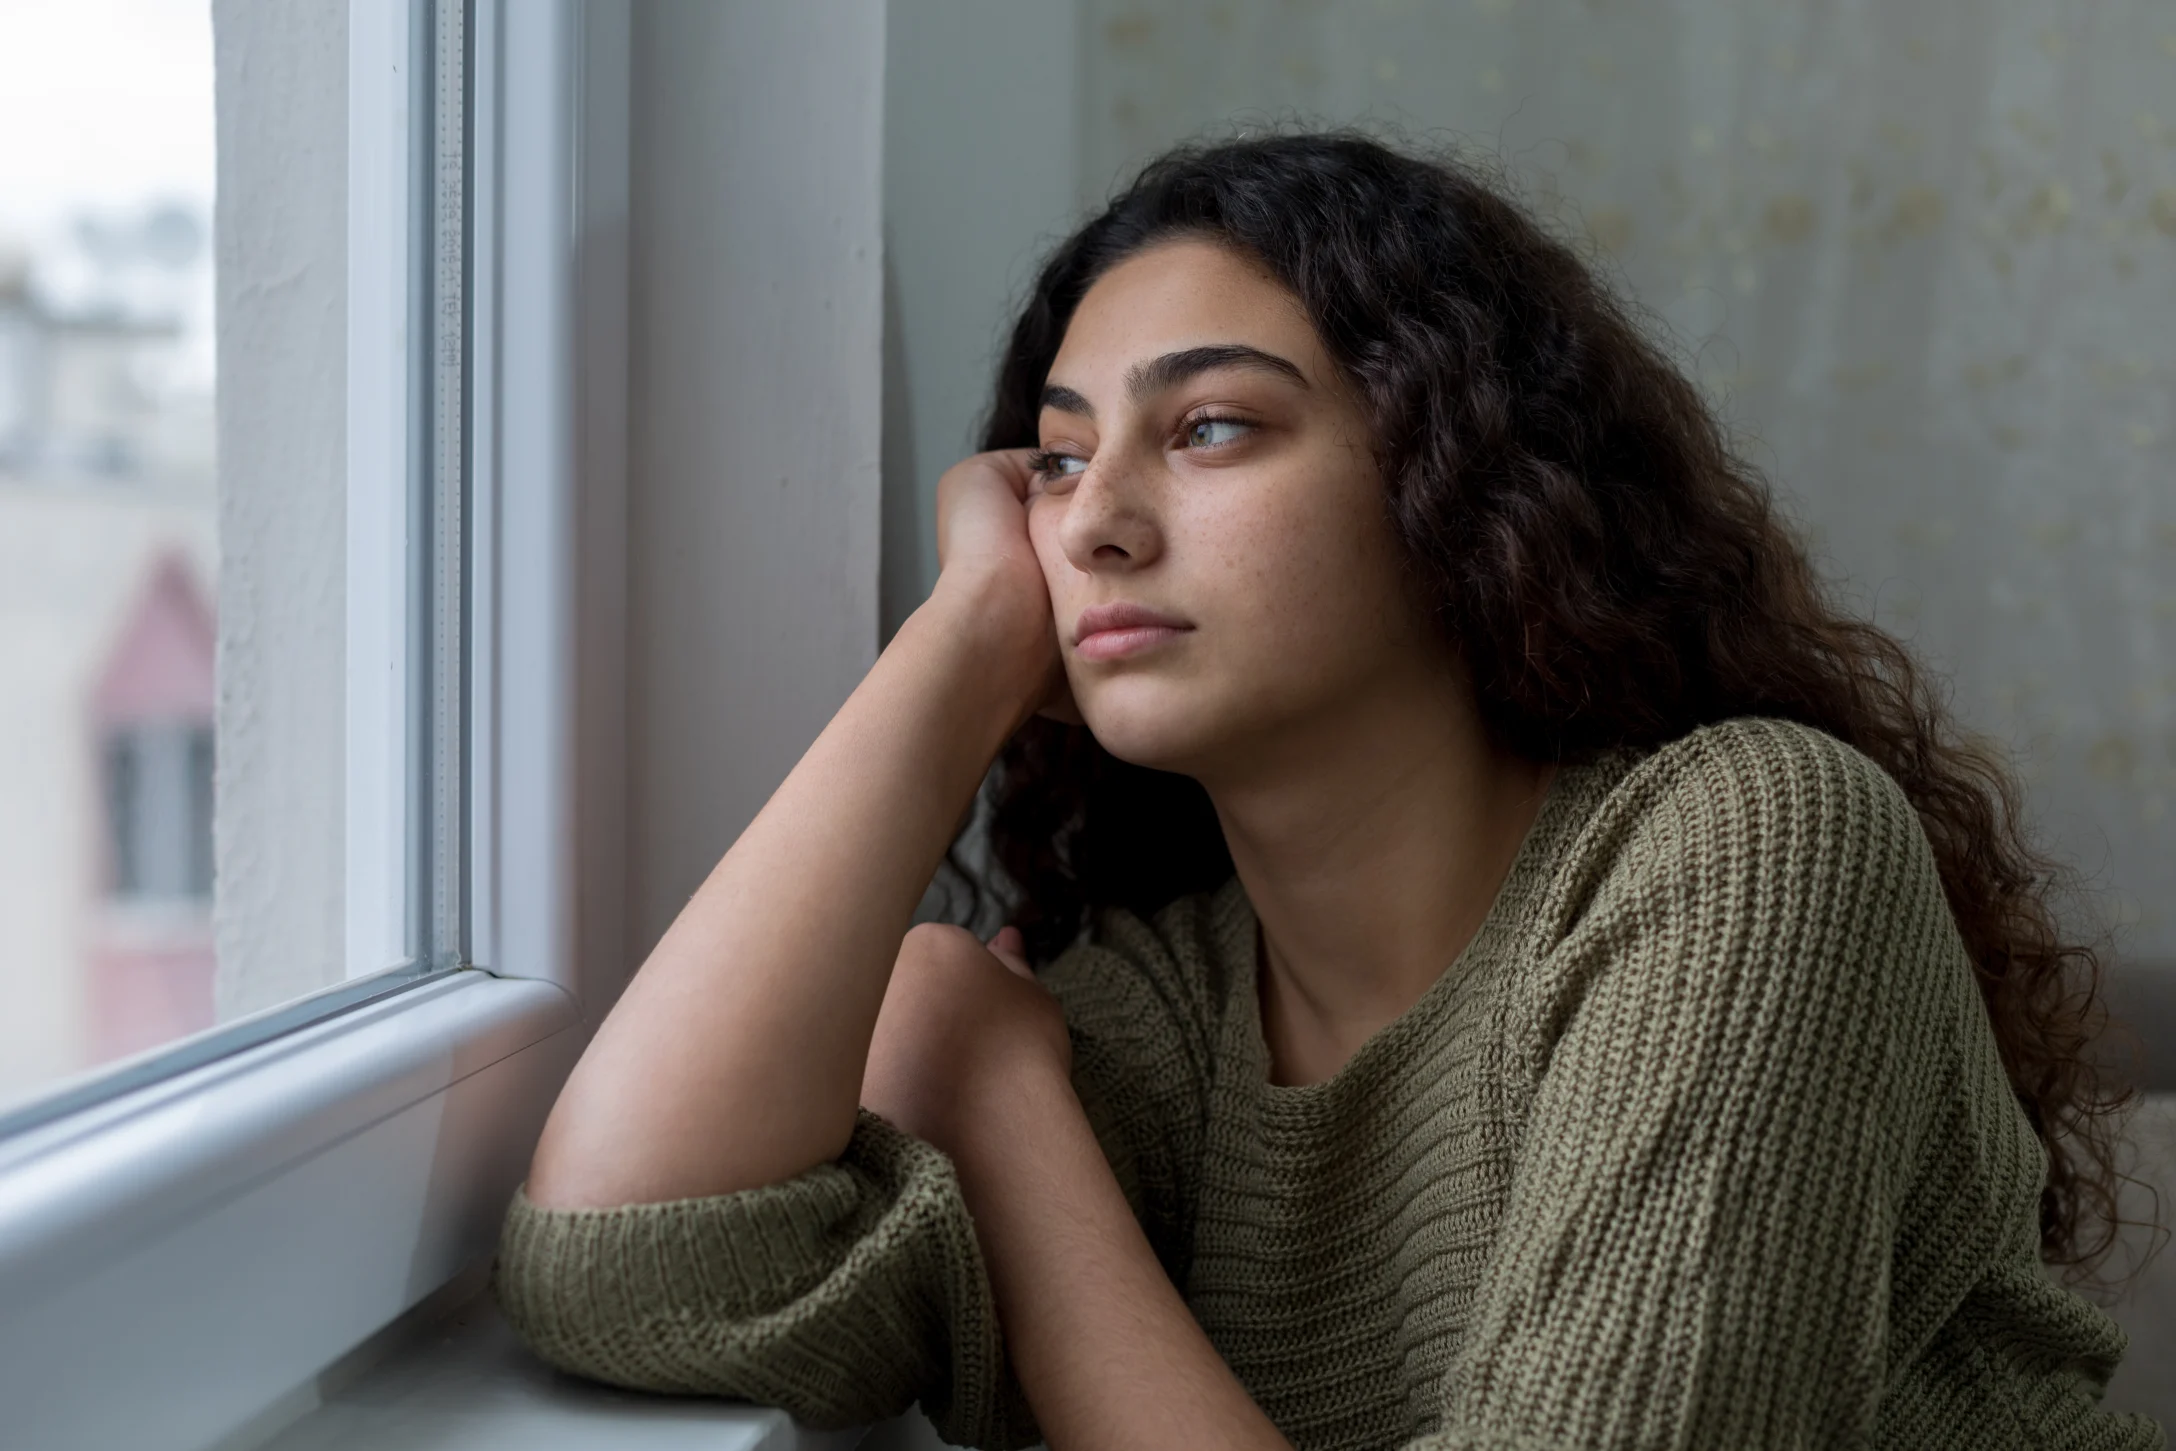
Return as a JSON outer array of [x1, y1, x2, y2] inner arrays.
[[0, 4, 629, 1447]]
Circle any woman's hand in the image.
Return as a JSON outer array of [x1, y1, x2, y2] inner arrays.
[[860, 922, 1072, 1160], [866, 921, 1292, 1450], [888, 942, 1295, 1451], [932, 449, 1082, 726], [935, 449, 1045, 597]]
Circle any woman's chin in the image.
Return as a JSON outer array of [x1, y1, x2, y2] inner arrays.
[[1075, 691, 1228, 776]]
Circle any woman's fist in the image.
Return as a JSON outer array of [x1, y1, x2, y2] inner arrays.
[[930, 450, 1082, 726], [935, 449, 1042, 591], [860, 922, 1072, 1159]]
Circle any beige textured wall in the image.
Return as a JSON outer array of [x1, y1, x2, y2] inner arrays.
[[1075, 0, 2176, 965]]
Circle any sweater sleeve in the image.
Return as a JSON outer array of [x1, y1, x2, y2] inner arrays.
[[494, 1108, 1040, 1446], [492, 894, 1225, 1448], [1414, 719, 1976, 1450]]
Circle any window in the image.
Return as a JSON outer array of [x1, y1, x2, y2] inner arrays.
[[0, 0, 481, 1127], [0, 0, 226, 1116], [0, 2, 622, 1445], [103, 720, 215, 905]]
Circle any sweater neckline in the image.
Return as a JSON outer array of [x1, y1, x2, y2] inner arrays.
[[1212, 754, 1610, 1107]]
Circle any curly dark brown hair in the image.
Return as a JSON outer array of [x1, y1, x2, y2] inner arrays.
[[938, 131, 2130, 1270]]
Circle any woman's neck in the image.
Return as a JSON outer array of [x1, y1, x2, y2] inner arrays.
[[1200, 665, 1554, 1087]]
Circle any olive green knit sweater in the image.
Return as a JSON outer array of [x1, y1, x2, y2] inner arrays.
[[494, 718, 2161, 1450]]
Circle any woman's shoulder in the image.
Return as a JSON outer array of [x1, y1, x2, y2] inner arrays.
[[1625, 713, 1910, 807], [1494, 717, 1985, 1147], [1570, 715, 1930, 882], [1529, 715, 1960, 999]]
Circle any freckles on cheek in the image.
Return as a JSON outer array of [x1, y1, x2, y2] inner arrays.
[[1219, 498, 1329, 603]]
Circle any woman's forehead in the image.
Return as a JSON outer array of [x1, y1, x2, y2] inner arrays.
[[1052, 239, 1324, 388]]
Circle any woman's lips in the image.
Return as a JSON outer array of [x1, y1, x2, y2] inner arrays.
[[1072, 602, 1193, 662], [1076, 623, 1189, 662]]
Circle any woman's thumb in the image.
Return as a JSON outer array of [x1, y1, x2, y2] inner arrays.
[[987, 924, 1033, 977]]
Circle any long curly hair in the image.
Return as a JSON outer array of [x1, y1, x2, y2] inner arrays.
[[939, 131, 2130, 1270]]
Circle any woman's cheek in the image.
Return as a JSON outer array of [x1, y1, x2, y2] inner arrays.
[[1218, 509, 1323, 639]]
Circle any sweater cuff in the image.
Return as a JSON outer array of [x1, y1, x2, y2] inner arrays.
[[493, 1110, 937, 1364]]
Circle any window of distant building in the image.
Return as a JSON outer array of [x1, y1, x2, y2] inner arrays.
[[92, 549, 216, 905], [83, 547, 217, 1065], [102, 719, 212, 901]]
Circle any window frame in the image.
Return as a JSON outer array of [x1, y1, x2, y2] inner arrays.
[[0, 3, 628, 1446]]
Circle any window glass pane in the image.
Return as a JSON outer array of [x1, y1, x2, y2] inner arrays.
[[0, 0, 424, 1121], [0, 0, 220, 1111]]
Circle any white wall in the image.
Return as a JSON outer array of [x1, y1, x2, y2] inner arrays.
[[210, 0, 347, 1019], [625, 0, 887, 958], [571, 0, 633, 1012], [205, 0, 893, 1016]]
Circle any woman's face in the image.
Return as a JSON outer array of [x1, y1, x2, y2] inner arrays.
[[1027, 237, 1448, 779]]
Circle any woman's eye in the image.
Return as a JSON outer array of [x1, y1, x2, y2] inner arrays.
[[1185, 417, 1250, 448], [1033, 450, 1087, 479]]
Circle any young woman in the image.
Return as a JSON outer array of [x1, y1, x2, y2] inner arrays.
[[496, 135, 2158, 1450]]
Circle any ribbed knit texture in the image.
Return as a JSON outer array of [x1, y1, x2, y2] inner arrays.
[[494, 718, 2163, 1450]]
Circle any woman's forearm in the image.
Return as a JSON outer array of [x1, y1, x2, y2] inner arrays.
[[525, 572, 1045, 1208], [955, 1071, 1293, 1451]]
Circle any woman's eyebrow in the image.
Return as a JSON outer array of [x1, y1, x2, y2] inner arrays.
[[1039, 344, 1309, 420]]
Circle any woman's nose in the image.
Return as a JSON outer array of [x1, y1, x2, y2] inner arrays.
[[1056, 452, 1163, 574]]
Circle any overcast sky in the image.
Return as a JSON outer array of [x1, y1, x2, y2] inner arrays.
[[0, 0, 215, 236]]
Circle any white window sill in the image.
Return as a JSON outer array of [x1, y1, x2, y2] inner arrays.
[[0, 970, 581, 1451], [252, 1292, 874, 1451]]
